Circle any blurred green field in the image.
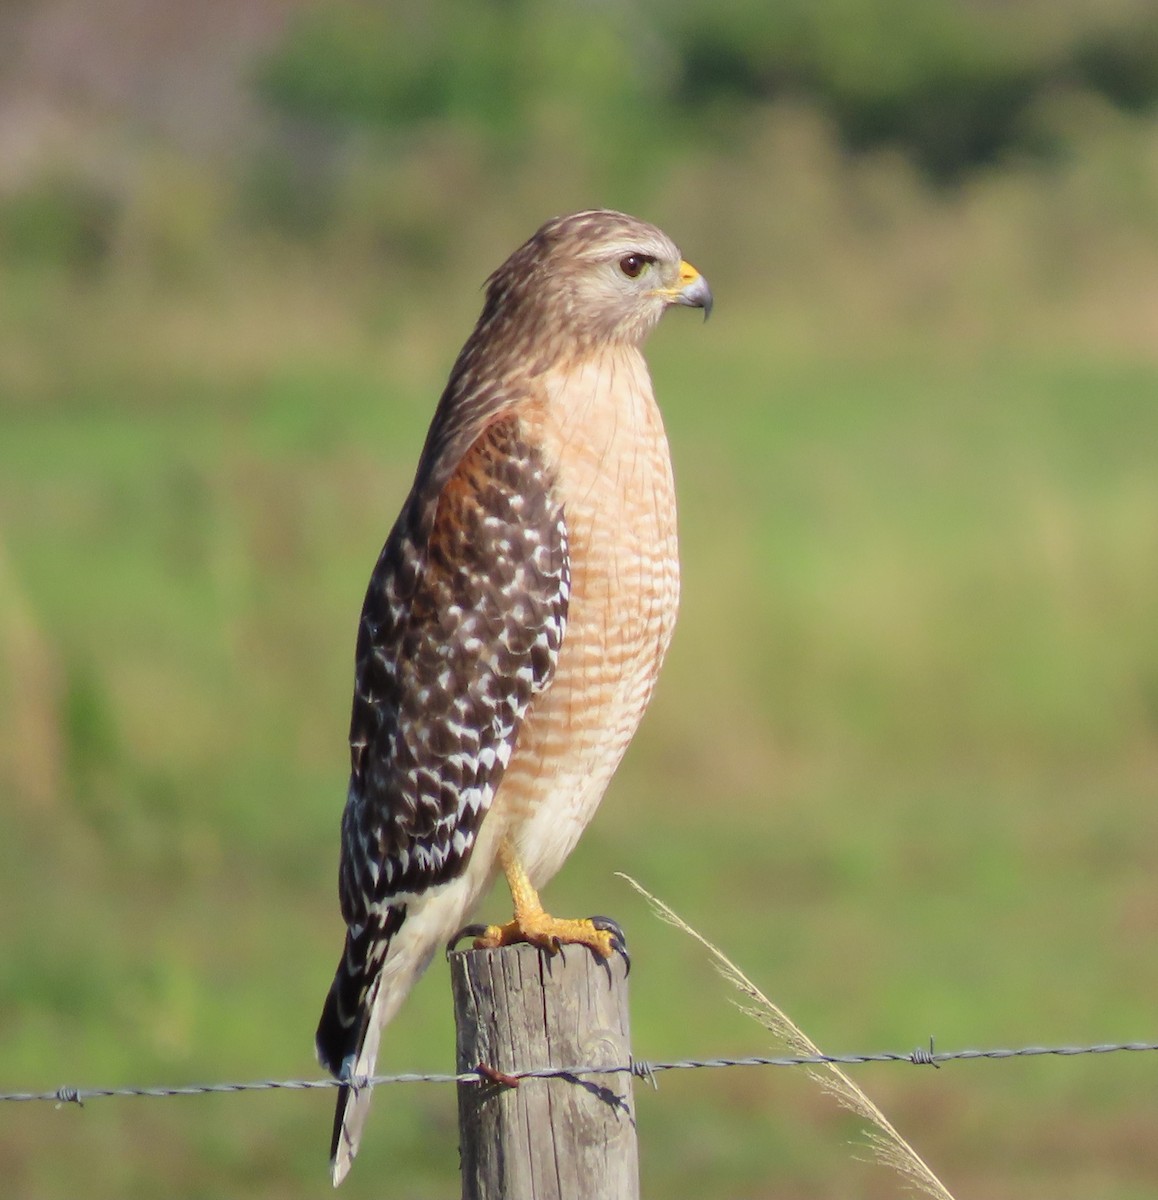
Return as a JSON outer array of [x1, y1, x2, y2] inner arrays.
[[3, 2, 1158, 1198]]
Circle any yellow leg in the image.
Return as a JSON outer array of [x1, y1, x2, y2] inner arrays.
[[472, 841, 619, 958]]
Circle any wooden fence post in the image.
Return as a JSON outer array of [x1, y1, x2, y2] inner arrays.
[[450, 941, 639, 1200]]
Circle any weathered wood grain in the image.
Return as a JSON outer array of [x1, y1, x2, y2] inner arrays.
[[450, 942, 638, 1200]]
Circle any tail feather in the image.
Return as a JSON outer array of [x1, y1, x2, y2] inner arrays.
[[316, 915, 397, 1073], [327, 973, 385, 1187], [317, 892, 471, 1184], [316, 908, 406, 1186]]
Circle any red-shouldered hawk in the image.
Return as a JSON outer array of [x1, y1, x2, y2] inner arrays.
[[315, 210, 711, 1184]]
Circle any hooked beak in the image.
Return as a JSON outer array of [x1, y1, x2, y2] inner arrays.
[[670, 260, 713, 320]]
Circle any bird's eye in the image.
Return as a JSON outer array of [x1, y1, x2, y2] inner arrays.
[[618, 253, 652, 279]]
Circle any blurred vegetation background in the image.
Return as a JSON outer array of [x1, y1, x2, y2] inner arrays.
[[2, 1, 1158, 1197]]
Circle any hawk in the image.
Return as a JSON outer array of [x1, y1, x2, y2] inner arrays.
[[315, 209, 712, 1184]]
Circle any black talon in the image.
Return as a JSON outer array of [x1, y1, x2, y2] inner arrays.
[[589, 915, 630, 975], [446, 923, 491, 957]]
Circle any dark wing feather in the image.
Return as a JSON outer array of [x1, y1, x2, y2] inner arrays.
[[316, 411, 569, 1074]]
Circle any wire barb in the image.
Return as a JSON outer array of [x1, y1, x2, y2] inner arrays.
[[630, 1057, 660, 1089], [4, 1040, 1157, 1105], [909, 1037, 940, 1068]]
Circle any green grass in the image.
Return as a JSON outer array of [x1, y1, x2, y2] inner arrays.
[[3, 237, 1158, 1199]]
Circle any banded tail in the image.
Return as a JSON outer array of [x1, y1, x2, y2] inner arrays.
[[316, 908, 405, 1186]]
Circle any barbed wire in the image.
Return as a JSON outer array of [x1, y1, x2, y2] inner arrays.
[[4, 1040, 1157, 1107]]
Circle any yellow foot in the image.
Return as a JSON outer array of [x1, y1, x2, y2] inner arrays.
[[473, 911, 621, 958], [444, 842, 629, 966]]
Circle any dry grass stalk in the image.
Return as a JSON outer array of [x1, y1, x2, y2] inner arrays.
[[617, 873, 955, 1200]]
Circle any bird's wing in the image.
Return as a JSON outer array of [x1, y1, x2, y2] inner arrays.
[[315, 406, 569, 1073], [345, 408, 569, 914]]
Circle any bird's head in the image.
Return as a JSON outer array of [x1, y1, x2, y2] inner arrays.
[[481, 210, 712, 356]]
